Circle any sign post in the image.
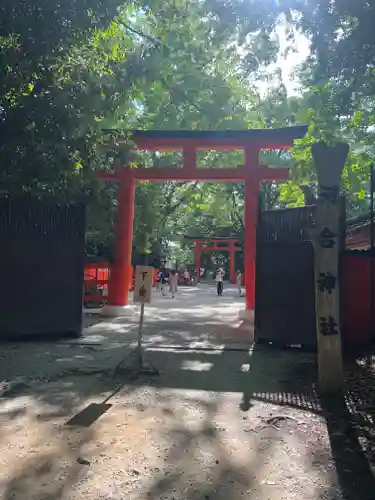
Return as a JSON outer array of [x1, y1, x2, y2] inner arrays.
[[134, 265, 153, 305], [133, 266, 158, 375], [311, 142, 349, 392]]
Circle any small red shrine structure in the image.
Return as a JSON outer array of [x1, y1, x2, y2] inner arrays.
[[185, 237, 241, 283], [98, 127, 307, 315]]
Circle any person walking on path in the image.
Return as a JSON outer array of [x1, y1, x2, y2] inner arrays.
[[215, 267, 224, 296], [183, 268, 192, 285], [159, 269, 167, 296], [236, 270, 243, 296], [156, 270, 162, 291], [169, 269, 178, 298]]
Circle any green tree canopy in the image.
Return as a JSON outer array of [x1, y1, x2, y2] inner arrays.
[[2, 0, 374, 265]]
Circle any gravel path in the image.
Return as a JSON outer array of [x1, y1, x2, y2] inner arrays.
[[0, 286, 373, 500]]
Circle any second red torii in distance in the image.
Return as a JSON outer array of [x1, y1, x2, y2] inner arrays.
[[185, 237, 242, 284], [97, 126, 307, 316]]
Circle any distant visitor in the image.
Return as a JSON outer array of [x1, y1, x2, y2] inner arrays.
[[236, 270, 243, 296], [215, 267, 225, 296], [159, 269, 167, 296], [169, 270, 178, 298]]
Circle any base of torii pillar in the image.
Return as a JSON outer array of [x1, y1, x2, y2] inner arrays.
[[101, 304, 137, 317], [238, 308, 255, 342], [238, 308, 254, 321]]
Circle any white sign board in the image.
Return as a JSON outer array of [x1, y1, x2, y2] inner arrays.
[[134, 266, 153, 304]]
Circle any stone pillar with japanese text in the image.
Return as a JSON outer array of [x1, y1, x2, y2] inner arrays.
[[311, 142, 349, 393]]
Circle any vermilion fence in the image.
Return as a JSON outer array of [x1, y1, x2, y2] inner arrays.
[[84, 263, 158, 304], [84, 262, 110, 303], [342, 251, 375, 346]]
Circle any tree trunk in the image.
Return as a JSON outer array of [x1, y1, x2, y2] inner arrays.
[[300, 185, 316, 206], [311, 142, 349, 393]]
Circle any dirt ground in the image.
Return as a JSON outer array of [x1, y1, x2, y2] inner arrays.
[[1, 286, 375, 500]]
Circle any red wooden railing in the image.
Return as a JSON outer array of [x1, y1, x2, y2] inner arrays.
[[342, 252, 375, 345], [84, 263, 159, 304], [84, 262, 110, 303]]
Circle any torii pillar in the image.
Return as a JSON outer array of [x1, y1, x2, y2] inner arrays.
[[102, 169, 135, 316], [229, 242, 236, 284], [195, 242, 201, 282], [244, 148, 260, 312]]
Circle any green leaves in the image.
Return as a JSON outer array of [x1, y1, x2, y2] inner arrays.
[[3, 0, 374, 262]]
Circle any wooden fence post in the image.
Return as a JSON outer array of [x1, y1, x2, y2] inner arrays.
[[311, 142, 349, 393]]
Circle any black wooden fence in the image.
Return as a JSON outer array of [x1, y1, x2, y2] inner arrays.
[[255, 205, 317, 349], [0, 199, 86, 339]]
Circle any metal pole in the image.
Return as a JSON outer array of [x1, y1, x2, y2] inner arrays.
[[370, 163, 375, 339], [138, 303, 145, 367]]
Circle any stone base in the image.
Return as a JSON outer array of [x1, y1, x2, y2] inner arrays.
[[238, 308, 255, 322], [238, 308, 255, 342], [100, 304, 137, 317]]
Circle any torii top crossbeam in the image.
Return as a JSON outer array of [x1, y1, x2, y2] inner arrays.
[[132, 125, 307, 151], [110, 127, 307, 150], [99, 126, 307, 182]]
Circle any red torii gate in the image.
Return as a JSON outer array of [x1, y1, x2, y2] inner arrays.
[[97, 127, 307, 315], [186, 237, 242, 284]]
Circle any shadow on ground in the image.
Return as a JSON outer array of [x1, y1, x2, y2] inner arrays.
[[2, 426, 96, 500], [121, 344, 375, 500]]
